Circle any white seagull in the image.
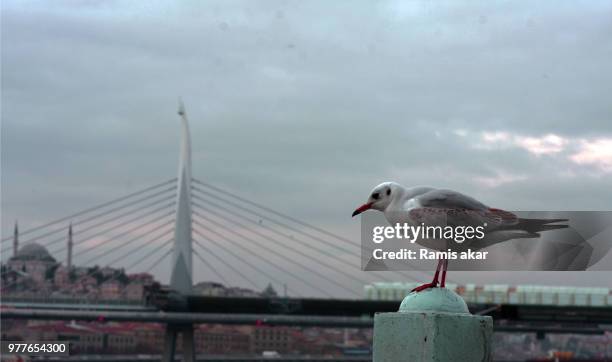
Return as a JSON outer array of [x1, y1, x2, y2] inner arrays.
[[352, 182, 567, 292]]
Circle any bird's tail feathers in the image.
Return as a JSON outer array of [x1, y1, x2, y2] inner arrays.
[[507, 218, 569, 234]]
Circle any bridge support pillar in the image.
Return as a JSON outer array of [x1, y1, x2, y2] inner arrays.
[[162, 323, 195, 362], [373, 288, 492, 362]]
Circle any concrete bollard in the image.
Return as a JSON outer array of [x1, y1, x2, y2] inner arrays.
[[373, 288, 493, 362]]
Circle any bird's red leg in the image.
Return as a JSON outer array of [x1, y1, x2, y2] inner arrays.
[[411, 259, 442, 292], [432, 259, 442, 286], [440, 258, 448, 288]]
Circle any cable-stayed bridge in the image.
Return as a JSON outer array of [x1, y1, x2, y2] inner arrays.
[[0, 176, 421, 299], [1, 104, 610, 361], [0, 103, 426, 361]]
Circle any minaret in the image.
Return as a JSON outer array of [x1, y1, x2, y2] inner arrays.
[[67, 223, 73, 269], [13, 221, 19, 257], [169, 99, 193, 294]]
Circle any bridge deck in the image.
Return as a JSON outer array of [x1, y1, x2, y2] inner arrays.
[[2, 296, 611, 335]]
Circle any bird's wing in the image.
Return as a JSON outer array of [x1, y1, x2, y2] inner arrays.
[[407, 189, 514, 227], [417, 189, 488, 210]]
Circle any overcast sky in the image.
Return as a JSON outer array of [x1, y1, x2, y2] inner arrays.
[[2, 1, 611, 296]]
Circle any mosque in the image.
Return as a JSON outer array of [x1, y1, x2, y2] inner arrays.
[[6, 242, 58, 285]]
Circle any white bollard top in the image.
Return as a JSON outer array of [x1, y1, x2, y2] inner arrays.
[[399, 288, 470, 314]]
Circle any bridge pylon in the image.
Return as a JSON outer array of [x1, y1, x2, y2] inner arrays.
[[170, 98, 194, 295], [163, 100, 195, 362]]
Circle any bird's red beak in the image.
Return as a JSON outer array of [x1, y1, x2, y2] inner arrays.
[[352, 202, 372, 217]]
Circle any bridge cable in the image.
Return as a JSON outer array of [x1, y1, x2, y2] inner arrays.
[[192, 227, 303, 297], [193, 201, 426, 286], [76, 239, 174, 296], [191, 193, 424, 283], [138, 243, 173, 272], [12, 187, 177, 250], [113, 241, 175, 298], [1, 178, 177, 242], [191, 198, 371, 287], [191, 242, 229, 286], [192, 185, 353, 255], [79, 226, 174, 266], [193, 179, 357, 246], [43, 197, 175, 252], [193, 238, 260, 291], [70, 214, 174, 261], [193, 227, 302, 297], [50, 207, 175, 258], [143, 245, 173, 273], [192, 182, 433, 283], [3, 193, 176, 256], [192, 232, 268, 293], [193, 210, 356, 294], [193, 213, 352, 297], [191, 192, 423, 284]]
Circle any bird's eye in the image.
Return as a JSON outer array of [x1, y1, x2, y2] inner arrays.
[[372, 192, 380, 200], [386, 189, 391, 196]]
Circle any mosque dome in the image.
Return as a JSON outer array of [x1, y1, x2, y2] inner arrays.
[[12, 243, 56, 262]]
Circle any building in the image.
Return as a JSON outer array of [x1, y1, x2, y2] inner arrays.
[[7, 243, 57, 284], [128, 273, 154, 285], [193, 281, 226, 296], [132, 324, 164, 352], [24, 322, 103, 353], [196, 325, 251, 354], [226, 287, 261, 298], [100, 266, 117, 278], [99, 280, 122, 300], [74, 275, 98, 294], [122, 283, 145, 301], [100, 325, 136, 353], [252, 326, 293, 353], [123, 273, 155, 301], [193, 281, 263, 298], [53, 265, 71, 289]]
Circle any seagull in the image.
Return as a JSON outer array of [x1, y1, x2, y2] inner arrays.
[[352, 182, 568, 292]]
